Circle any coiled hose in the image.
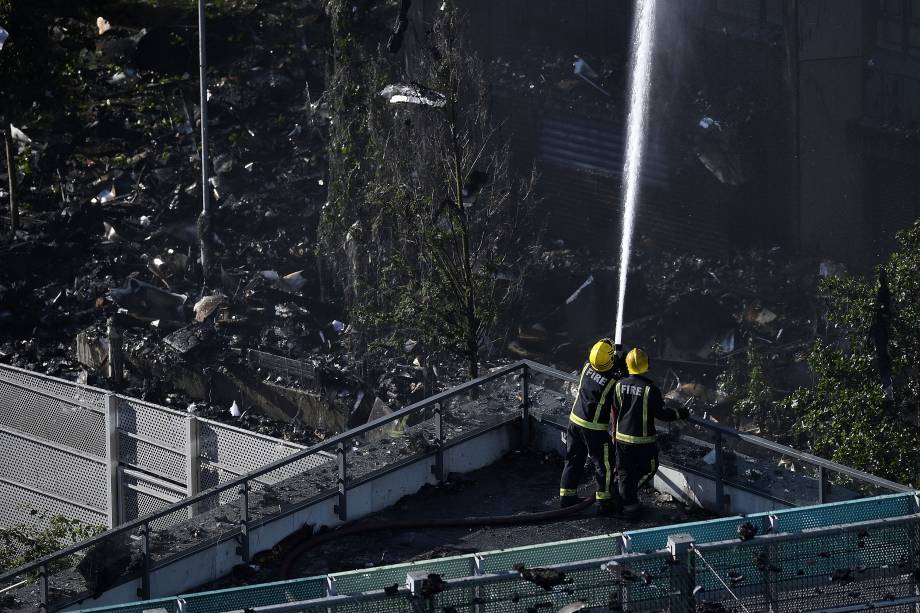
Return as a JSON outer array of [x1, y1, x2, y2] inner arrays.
[[279, 497, 594, 579]]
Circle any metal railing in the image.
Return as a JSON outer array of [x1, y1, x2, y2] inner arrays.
[[0, 360, 909, 612], [0, 362, 525, 612], [76, 491, 920, 613], [522, 360, 910, 507], [212, 507, 920, 613]]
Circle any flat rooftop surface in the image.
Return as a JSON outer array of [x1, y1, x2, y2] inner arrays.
[[203, 450, 716, 590]]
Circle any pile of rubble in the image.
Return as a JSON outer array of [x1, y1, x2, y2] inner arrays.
[[511, 245, 843, 430], [0, 0, 381, 441]]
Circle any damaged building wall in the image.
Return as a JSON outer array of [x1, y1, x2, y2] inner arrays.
[[447, 0, 919, 263], [797, 0, 868, 259]]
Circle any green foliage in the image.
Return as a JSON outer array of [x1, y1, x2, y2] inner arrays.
[[785, 220, 920, 485], [717, 339, 773, 432], [323, 1, 538, 377], [0, 511, 105, 572]]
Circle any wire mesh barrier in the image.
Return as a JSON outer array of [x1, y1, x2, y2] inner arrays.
[[0, 363, 529, 612], [246, 349, 320, 391], [0, 363, 322, 534], [0, 361, 912, 613], [0, 366, 109, 531], [521, 361, 910, 510], [71, 493, 920, 613]]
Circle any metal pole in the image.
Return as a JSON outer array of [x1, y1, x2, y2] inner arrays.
[[138, 522, 151, 599], [520, 364, 530, 447], [335, 442, 347, 521], [238, 480, 250, 563], [38, 564, 48, 613], [186, 415, 200, 518], [714, 431, 725, 512], [104, 394, 121, 527], [107, 318, 123, 386], [765, 514, 778, 613], [432, 402, 444, 483], [818, 465, 826, 504], [667, 534, 695, 613], [197, 0, 213, 286]]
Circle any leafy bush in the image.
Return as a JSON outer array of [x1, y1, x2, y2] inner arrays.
[[0, 511, 105, 572], [784, 220, 920, 486]]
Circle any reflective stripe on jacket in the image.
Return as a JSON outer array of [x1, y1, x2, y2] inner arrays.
[[568, 362, 619, 431], [613, 375, 677, 444]]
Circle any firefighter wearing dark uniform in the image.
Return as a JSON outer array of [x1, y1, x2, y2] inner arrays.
[[613, 348, 688, 517], [559, 338, 626, 515]]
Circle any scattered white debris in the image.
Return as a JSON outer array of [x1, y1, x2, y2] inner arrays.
[[9, 125, 32, 145], [282, 270, 306, 291], [379, 84, 446, 108], [96, 185, 116, 203], [139, 215, 151, 227], [109, 68, 137, 85], [754, 308, 777, 325], [186, 403, 197, 413], [96, 17, 111, 35], [260, 270, 280, 282], [193, 293, 225, 322], [699, 116, 722, 130], [229, 400, 242, 417], [0, 26, 8, 51], [102, 222, 118, 242], [331, 320, 346, 334], [565, 275, 594, 305]]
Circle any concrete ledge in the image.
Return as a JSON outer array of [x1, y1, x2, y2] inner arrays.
[[64, 420, 521, 610]]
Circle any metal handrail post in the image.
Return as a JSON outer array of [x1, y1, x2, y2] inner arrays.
[[520, 363, 530, 447], [186, 414, 201, 519], [335, 442, 347, 521], [714, 430, 725, 512], [432, 402, 444, 483], [765, 514, 779, 612], [818, 465, 827, 504], [38, 564, 48, 613], [138, 522, 150, 599], [104, 394, 121, 527], [238, 480, 250, 563], [668, 534, 695, 613]]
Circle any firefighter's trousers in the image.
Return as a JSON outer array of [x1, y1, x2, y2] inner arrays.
[[559, 421, 617, 501], [616, 442, 659, 506]]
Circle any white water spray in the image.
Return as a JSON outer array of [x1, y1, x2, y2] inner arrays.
[[614, 0, 658, 345]]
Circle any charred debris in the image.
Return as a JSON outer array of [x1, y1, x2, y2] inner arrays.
[[0, 0, 839, 445]]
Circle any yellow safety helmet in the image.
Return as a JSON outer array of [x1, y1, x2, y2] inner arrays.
[[589, 338, 615, 372], [626, 347, 649, 375]]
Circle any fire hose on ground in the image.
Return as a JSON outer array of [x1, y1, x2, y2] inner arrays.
[[278, 497, 595, 579]]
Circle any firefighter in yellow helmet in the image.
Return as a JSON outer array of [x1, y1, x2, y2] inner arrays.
[[558, 338, 626, 515], [612, 348, 689, 517]]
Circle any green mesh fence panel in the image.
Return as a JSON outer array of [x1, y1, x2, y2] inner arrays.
[[180, 577, 326, 613], [624, 492, 916, 554], [771, 492, 916, 532], [477, 533, 621, 572], [78, 597, 178, 613], [78, 493, 919, 613], [625, 516, 749, 553], [330, 555, 476, 594], [616, 553, 675, 610], [693, 520, 920, 613]]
